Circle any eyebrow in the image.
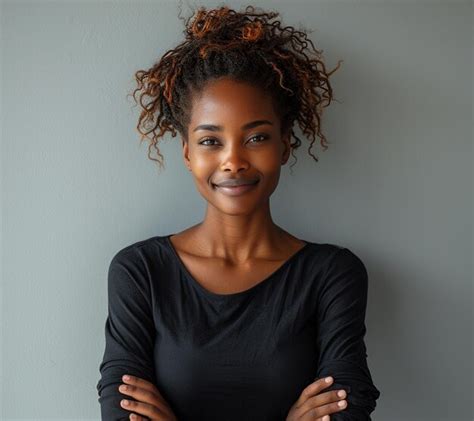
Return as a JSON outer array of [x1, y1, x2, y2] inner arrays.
[[192, 119, 274, 133]]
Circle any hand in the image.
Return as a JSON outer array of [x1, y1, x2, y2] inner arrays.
[[285, 376, 348, 421], [118, 374, 178, 421]]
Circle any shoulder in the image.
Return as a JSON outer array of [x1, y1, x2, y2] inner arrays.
[[303, 241, 369, 293], [106, 235, 172, 296], [109, 234, 170, 266], [318, 245, 369, 300], [107, 235, 174, 291], [302, 241, 365, 271], [324, 245, 367, 275]]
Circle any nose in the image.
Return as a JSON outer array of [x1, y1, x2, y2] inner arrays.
[[220, 143, 250, 172]]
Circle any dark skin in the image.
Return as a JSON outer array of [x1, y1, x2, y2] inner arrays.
[[118, 77, 348, 420]]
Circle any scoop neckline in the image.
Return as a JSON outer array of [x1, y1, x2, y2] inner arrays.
[[164, 234, 311, 299]]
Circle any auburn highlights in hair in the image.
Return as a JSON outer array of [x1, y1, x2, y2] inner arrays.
[[128, 4, 343, 171]]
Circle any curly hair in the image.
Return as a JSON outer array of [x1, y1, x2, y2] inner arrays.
[[128, 3, 343, 173]]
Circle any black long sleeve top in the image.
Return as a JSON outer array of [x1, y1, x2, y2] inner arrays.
[[96, 234, 381, 420]]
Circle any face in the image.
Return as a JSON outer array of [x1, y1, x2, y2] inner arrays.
[[182, 77, 291, 215]]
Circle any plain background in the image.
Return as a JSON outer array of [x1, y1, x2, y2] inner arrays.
[[1, 0, 472, 420]]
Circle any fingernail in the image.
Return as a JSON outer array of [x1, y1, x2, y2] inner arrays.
[[123, 375, 130, 381], [122, 399, 129, 406], [325, 376, 333, 383], [338, 400, 346, 407]]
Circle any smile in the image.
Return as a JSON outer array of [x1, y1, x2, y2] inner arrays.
[[213, 181, 259, 197]]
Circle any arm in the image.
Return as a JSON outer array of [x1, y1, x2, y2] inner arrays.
[[96, 248, 156, 420], [314, 248, 381, 420]]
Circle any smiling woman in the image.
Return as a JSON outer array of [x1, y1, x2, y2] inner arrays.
[[96, 3, 381, 421]]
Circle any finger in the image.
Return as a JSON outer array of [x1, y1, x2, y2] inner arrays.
[[122, 376, 161, 395], [130, 414, 152, 421], [300, 397, 347, 421], [305, 392, 347, 412], [128, 414, 149, 421], [119, 381, 175, 420], [119, 384, 159, 406], [295, 376, 334, 408], [123, 375, 169, 403], [294, 379, 348, 421], [120, 398, 164, 419]]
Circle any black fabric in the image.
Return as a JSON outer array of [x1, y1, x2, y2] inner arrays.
[[96, 234, 381, 420]]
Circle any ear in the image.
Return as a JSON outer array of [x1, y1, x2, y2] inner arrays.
[[181, 137, 192, 171]]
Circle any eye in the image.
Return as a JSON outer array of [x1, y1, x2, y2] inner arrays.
[[198, 134, 269, 147], [248, 134, 269, 144], [198, 138, 219, 146]]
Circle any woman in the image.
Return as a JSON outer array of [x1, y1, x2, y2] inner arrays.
[[96, 4, 380, 420]]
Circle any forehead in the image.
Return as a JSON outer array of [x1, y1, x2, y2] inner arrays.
[[189, 78, 277, 125]]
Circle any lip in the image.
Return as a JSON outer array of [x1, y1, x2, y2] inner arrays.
[[214, 178, 259, 187], [213, 180, 259, 196]]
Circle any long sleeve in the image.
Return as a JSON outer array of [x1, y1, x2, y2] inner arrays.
[[314, 248, 381, 420], [96, 248, 157, 420]]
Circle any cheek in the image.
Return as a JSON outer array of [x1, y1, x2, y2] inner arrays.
[[263, 170, 282, 196], [189, 159, 216, 195], [257, 153, 282, 178], [190, 154, 214, 178], [259, 154, 283, 194], [257, 146, 282, 165]]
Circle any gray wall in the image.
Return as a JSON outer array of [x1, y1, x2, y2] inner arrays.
[[1, 0, 472, 420]]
